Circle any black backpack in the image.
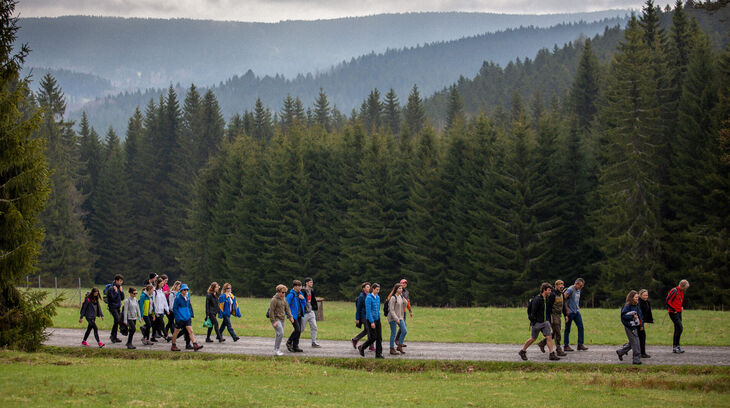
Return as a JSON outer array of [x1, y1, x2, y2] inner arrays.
[[526, 296, 534, 322], [383, 297, 390, 316]]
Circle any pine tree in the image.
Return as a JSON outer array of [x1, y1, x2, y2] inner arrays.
[[313, 88, 331, 131], [253, 98, 273, 140], [445, 85, 464, 131], [122, 106, 148, 282], [570, 38, 600, 133], [361, 89, 382, 133], [77, 111, 102, 230], [403, 84, 426, 135], [383, 88, 400, 136]]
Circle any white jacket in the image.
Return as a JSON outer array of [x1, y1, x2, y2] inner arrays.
[[168, 291, 177, 311], [153, 288, 169, 315]]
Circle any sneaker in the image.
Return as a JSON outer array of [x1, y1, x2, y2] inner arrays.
[[170, 344, 180, 351], [233, 337, 239, 342], [616, 350, 623, 361], [375, 354, 384, 359], [127, 344, 136, 350], [538, 341, 546, 353], [81, 341, 89, 347], [150, 338, 158, 343], [193, 343, 203, 351], [293, 348, 304, 352], [205, 338, 214, 343], [358, 345, 365, 357], [185, 344, 194, 350], [275, 350, 284, 356], [218, 338, 226, 343], [677, 347, 685, 353], [351, 339, 358, 349], [673, 347, 681, 354], [98, 342, 105, 348], [641, 353, 651, 358], [632, 361, 642, 365], [369, 346, 375, 352], [518, 350, 528, 361], [563, 345, 574, 352], [110, 337, 122, 343], [549, 352, 560, 361], [577, 345, 589, 351], [286, 343, 293, 352], [312, 343, 321, 348]]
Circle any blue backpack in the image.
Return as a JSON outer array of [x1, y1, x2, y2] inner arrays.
[[102, 283, 113, 304]]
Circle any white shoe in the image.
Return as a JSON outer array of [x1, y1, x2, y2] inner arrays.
[[275, 350, 284, 356]]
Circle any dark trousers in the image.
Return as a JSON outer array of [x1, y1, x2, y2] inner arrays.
[[141, 316, 153, 340], [220, 315, 238, 339], [206, 314, 221, 340], [638, 326, 647, 354], [287, 316, 303, 348], [396, 314, 406, 344], [83, 317, 99, 342], [153, 314, 166, 338], [353, 319, 369, 342], [165, 313, 174, 337], [126, 320, 136, 345], [361, 319, 383, 357], [670, 312, 683, 347], [109, 308, 121, 339]]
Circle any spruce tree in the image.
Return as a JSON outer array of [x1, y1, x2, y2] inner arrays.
[[313, 88, 331, 131], [445, 85, 464, 131], [570, 39, 600, 133], [383, 88, 400, 136], [77, 111, 102, 230], [403, 84, 426, 135]]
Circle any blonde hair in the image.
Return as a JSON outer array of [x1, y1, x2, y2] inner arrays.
[[679, 280, 690, 289], [638, 289, 648, 297], [207, 282, 219, 294], [276, 284, 287, 293], [171, 281, 181, 292], [222, 283, 231, 292]]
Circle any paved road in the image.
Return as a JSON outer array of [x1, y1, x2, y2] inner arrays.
[[44, 328, 730, 366]]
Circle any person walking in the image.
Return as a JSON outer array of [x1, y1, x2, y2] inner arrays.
[[138, 284, 155, 345], [205, 282, 223, 343], [616, 290, 643, 365], [538, 279, 567, 356], [386, 283, 407, 355], [153, 277, 170, 341], [396, 279, 412, 348], [351, 282, 371, 350], [563, 278, 588, 351], [160, 274, 173, 337], [637, 289, 654, 358], [358, 283, 384, 359], [286, 280, 307, 352], [667, 280, 690, 353], [107, 274, 124, 343], [519, 283, 560, 361], [167, 281, 191, 348], [79, 287, 105, 348], [170, 284, 203, 351], [270, 284, 294, 356], [122, 287, 142, 349], [218, 283, 241, 342], [301, 277, 321, 348]]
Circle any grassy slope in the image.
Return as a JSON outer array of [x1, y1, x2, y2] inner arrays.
[[46, 289, 730, 346], [0, 348, 728, 407]]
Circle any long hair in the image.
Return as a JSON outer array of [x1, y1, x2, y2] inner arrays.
[[387, 283, 403, 300], [171, 281, 181, 292], [208, 282, 219, 294], [155, 277, 164, 290], [222, 283, 231, 292], [625, 290, 638, 305], [89, 287, 100, 301]]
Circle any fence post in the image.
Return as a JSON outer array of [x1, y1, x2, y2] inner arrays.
[[78, 277, 81, 306], [55, 277, 58, 297], [38, 275, 41, 290]]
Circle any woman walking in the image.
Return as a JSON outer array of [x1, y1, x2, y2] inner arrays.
[[638, 289, 654, 358], [205, 282, 223, 343], [616, 290, 643, 365], [387, 283, 407, 355], [79, 287, 105, 348], [269, 284, 294, 356], [138, 284, 155, 345], [358, 283, 384, 359], [153, 277, 170, 341], [123, 287, 142, 349], [218, 283, 241, 342]]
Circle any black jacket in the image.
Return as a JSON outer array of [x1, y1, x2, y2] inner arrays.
[[638, 298, 654, 324], [302, 288, 318, 312], [205, 293, 218, 317], [80, 295, 103, 320], [529, 293, 554, 324], [108, 282, 124, 309]]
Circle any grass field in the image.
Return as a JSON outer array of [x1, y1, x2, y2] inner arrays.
[[42, 288, 730, 346], [1, 348, 728, 407]]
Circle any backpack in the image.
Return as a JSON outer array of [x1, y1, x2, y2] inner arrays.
[[103, 283, 113, 304], [383, 298, 390, 316], [526, 296, 534, 322], [266, 307, 270, 319]]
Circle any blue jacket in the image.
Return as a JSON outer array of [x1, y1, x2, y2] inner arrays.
[[620, 303, 643, 329], [287, 289, 307, 318], [218, 293, 241, 318], [365, 293, 380, 322], [173, 292, 193, 322], [355, 291, 368, 321]]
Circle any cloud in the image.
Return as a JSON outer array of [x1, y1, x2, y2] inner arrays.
[[18, 0, 652, 22]]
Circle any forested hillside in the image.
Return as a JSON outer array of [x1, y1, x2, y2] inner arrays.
[[21, 67, 114, 110]]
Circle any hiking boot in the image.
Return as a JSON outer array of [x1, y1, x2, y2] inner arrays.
[[538, 340, 546, 353], [390, 348, 399, 355], [641, 353, 651, 358], [549, 352, 560, 361], [351, 339, 358, 349], [111, 337, 122, 343], [127, 344, 136, 350], [81, 341, 89, 347], [358, 345, 365, 357], [375, 354, 384, 359], [293, 347, 304, 352], [170, 344, 181, 351], [205, 338, 214, 343], [185, 344, 194, 350], [233, 337, 239, 342], [286, 343, 293, 352], [193, 342, 203, 351], [616, 350, 623, 361], [397, 344, 405, 354], [98, 342, 105, 348], [577, 345, 589, 351], [563, 345, 574, 352], [518, 350, 528, 361], [632, 361, 642, 365], [556, 347, 567, 357], [218, 338, 226, 343], [150, 337, 158, 343], [312, 343, 321, 348]]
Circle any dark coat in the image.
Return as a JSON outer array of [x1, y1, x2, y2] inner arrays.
[[529, 293, 555, 324], [80, 294, 104, 320], [107, 282, 124, 309], [638, 298, 654, 324], [206, 293, 218, 317]]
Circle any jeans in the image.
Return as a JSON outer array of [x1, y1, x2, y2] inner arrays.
[[83, 317, 99, 342], [361, 319, 383, 357], [396, 314, 407, 344], [353, 319, 369, 342], [670, 312, 683, 347], [389, 320, 407, 349], [109, 308, 121, 339], [273, 320, 284, 351], [220, 315, 238, 339], [126, 320, 136, 345], [564, 310, 584, 347], [287, 316, 303, 348], [303, 311, 318, 344], [617, 326, 641, 363], [206, 314, 221, 340]]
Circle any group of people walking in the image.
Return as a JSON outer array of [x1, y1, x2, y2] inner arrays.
[[268, 278, 320, 356]]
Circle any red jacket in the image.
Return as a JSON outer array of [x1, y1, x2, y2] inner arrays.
[[666, 286, 684, 313]]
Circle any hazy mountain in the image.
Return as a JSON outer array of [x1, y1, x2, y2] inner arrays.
[[22, 67, 115, 111]]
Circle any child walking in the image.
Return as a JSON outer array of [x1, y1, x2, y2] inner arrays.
[[123, 287, 142, 349], [79, 287, 105, 348], [218, 283, 241, 342], [138, 284, 155, 345]]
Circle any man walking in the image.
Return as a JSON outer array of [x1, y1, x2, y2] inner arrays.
[[396, 279, 412, 348], [108, 274, 125, 343], [285, 280, 307, 352], [301, 277, 321, 348], [563, 278, 588, 351], [667, 279, 690, 353], [538, 279, 567, 356], [519, 283, 560, 361], [351, 282, 370, 349]]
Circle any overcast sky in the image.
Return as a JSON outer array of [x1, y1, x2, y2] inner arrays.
[[18, 0, 656, 22]]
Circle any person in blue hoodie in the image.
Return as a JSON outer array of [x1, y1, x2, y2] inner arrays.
[[351, 282, 371, 349], [218, 282, 241, 342], [170, 284, 203, 352], [616, 290, 643, 365], [285, 280, 307, 352], [358, 283, 384, 359]]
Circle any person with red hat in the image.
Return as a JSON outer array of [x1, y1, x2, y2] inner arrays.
[[396, 279, 412, 348]]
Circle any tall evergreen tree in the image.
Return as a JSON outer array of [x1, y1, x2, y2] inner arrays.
[[403, 84, 426, 135], [313, 88, 331, 131], [361, 89, 382, 132], [77, 111, 102, 230], [445, 85, 464, 131], [570, 39, 600, 132], [383, 88, 400, 136]]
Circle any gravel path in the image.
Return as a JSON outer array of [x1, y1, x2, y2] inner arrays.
[[45, 328, 730, 366]]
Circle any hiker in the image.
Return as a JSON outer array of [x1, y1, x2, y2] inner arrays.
[[160, 274, 173, 337], [205, 282, 223, 343], [153, 277, 170, 341], [538, 279, 567, 356], [563, 278, 588, 351], [107, 274, 124, 343], [269, 284, 294, 356], [122, 287, 142, 349], [285, 280, 307, 352], [138, 284, 155, 345], [168, 281, 190, 348], [301, 277, 321, 348], [144, 273, 157, 288], [519, 283, 560, 361], [667, 280, 690, 353], [218, 283, 241, 341], [396, 279, 412, 348], [351, 282, 371, 350], [359, 283, 384, 359], [79, 287, 105, 348], [170, 284, 202, 351], [616, 290, 643, 365], [386, 283, 407, 355], [638, 289, 654, 358]]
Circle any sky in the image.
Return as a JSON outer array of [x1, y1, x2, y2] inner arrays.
[[18, 0, 655, 22]]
